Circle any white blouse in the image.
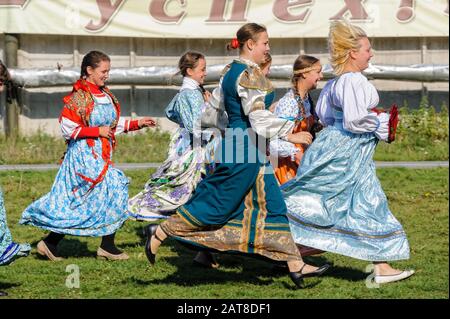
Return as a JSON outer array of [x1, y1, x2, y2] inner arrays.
[[316, 72, 389, 141], [268, 89, 312, 159], [208, 58, 294, 140]]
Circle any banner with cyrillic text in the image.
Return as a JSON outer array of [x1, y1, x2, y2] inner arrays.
[[0, 0, 448, 38]]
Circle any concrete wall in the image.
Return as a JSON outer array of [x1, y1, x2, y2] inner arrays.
[[1, 34, 449, 136], [15, 35, 450, 68]]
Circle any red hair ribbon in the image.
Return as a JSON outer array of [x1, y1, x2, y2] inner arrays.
[[230, 38, 239, 49]]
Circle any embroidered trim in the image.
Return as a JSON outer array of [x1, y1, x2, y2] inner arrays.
[[288, 213, 405, 239]]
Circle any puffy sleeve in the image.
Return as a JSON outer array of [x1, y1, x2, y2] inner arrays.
[[316, 80, 335, 126], [200, 77, 229, 132], [60, 117, 89, 140], [115, 118, 140, 135], [237, 69, 294, 140], [207, 78, 224, 112], [269, 92, 300, 158], [175, 90, 204, 134], [335, 73, 388, 139], [59, 90, 101, 140]]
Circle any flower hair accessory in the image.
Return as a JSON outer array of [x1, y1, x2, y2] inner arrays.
[[230, 38, 240, 49]]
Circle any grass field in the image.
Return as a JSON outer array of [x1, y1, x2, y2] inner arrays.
[[0, 167, 448, 299]]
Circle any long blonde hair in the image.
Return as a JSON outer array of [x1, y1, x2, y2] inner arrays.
[[328, 20, 367, 75]]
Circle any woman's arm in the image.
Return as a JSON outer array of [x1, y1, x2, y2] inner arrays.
[[115, 117, 156, 135], [269, 93, 301, 158], [338, 74, 388, 140], [238, 71, 294, 140]]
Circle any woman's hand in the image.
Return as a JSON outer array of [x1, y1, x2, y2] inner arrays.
[[99, 126, 113, 139], [294, 150, 302, 165], [138, 117, 157, 128], [203, 90, 212, 103], [287, 131, 313, 145], [269, 102, 277, 113]]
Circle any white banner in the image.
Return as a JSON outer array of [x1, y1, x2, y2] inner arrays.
[[0, 0, 448, 38]]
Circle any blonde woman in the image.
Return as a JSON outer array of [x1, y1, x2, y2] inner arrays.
[[281, 21, 414, 284]]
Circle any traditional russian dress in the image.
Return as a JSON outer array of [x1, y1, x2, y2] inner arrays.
[[1, 187, 30, 265], [159, 58, 302, 262], [269, 89, 320, 185], [281, 72, 410, 261], [128, 77, 220, 221], [20, 80, 140, 236]]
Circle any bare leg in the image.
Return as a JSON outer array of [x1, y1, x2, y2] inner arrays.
[[374, 262, 407, 275], [373, 261, 415, 284], [296, 244, 324, 257], [287, 259, 320, 274]]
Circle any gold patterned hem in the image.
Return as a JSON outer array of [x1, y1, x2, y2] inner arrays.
[[161, 214, 300, 262]]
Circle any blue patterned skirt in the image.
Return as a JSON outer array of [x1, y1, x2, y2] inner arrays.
[[20, 138, 129, 237], [1, 187, 30, 265], [281, 124, 410, 261]]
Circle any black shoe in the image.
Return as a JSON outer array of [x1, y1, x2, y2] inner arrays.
[[143, 224, 159, 265], [289, 263, 331, 288], [0, 291, 7, 297], [193, 251, 220, 269]]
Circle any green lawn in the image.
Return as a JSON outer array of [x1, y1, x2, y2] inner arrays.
[[0, 167, 448, 298]]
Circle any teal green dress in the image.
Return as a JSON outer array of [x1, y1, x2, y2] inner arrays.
[[160, 60, 301, 262]]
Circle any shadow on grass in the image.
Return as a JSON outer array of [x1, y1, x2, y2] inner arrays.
[[122, 239, 327, 289], [0, 282, 21, 290], [30, 238, 95, 260], [303, 255, 368, 282], [324, 265, 368, 282], [126, 224, 368, 286]]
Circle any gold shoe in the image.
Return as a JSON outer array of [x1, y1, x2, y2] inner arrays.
[[96, 247, 129, 261], [36, 240, 63, 261]]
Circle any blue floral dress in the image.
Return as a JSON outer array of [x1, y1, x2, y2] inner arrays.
[[128, 77, 220, 221], [20, 94, 130, 237], [1, 187, 30, 265]]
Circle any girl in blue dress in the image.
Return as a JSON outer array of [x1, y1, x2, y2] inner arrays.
[[143, 23, 330, 289], [1, 186, 31, 297], [129, 51, 222, 267], [0, 187, 30, 265], [281, 21, 414, 284], [128, 51, 220, 221], [20, 51, 155, 261], [1, 62, 30, 297]]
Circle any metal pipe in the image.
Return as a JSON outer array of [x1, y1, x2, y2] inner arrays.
[[9, 63, 449, 88]]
